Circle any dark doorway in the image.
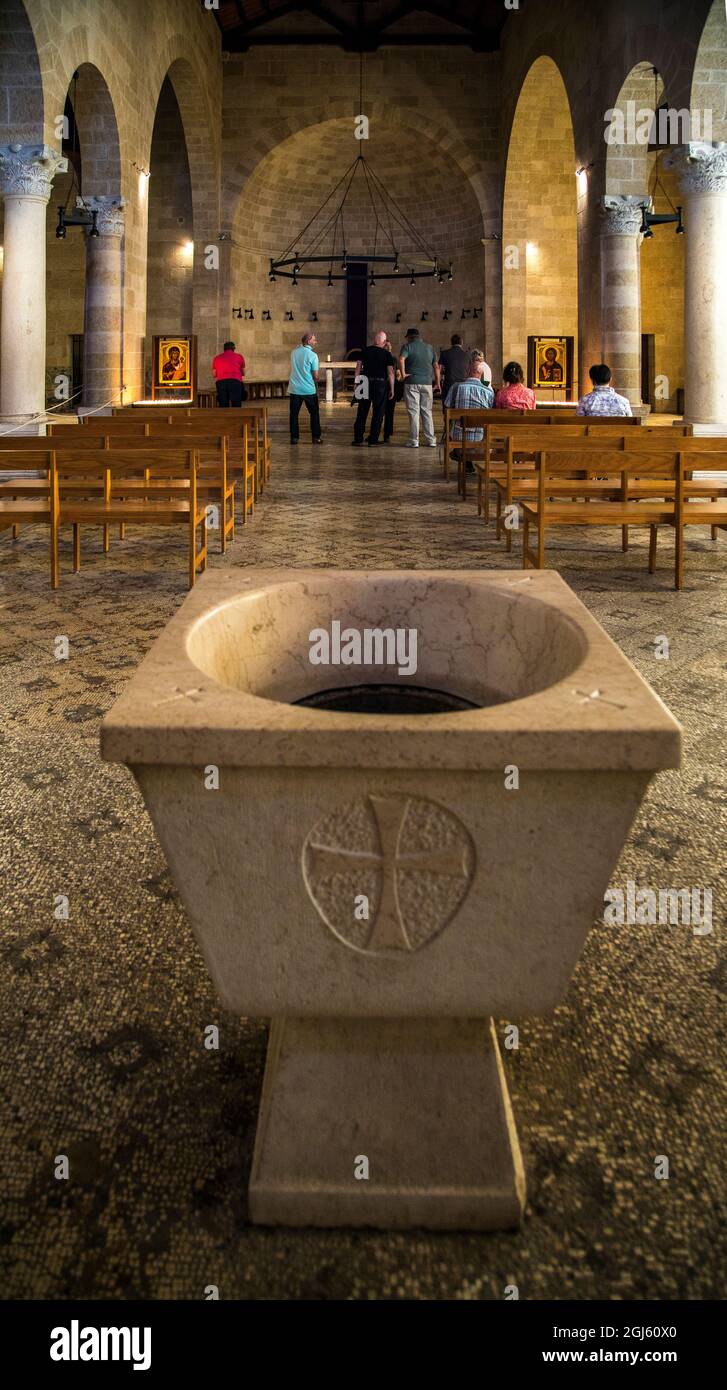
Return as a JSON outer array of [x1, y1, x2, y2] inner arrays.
[[70, 333, 84, 406], [346, 261, 368, 357], [641, 333, 655, 409]]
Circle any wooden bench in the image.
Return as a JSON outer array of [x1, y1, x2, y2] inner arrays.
[[444, 410, 643, 499], [487, 429, 713, 548], [72, 418, 255, 522], [111, 404, 268, 496], [519, 449, 727, 589], [0, 448, 206, 589], [22, 431, 234, 553]]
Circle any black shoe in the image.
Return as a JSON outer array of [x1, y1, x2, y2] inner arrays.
[[367, 439, 380, 446], [290, 439, 298, 445], [351, 440, 365, 447], [313, 437, 323, 444]]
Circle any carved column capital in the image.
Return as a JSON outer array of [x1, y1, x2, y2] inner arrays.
[[77, 194, 126, 236], [664, 142, 727, 194], [0, 144, 67, 200], [601, 195, 649, 236]]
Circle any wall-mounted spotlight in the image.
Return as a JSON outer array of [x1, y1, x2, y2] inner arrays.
[[132, 162, 150, 179], [55, 205, 99, 239], [640, 203, 684, 238], [232, 307, 242, 319], [310, 311, 318, 322], [262, 310, 271, 321], [244, 308, 254, 320], [395, 312, 402, 324], [285, 310, 294, 321], [421, 311, 429, 322], [443, 309, 452, 321]]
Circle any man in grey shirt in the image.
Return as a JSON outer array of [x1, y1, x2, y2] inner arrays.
[[399, 328, 440, 447]]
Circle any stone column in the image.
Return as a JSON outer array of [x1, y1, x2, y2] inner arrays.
[[665, 143, 727, 430], [599, 195, 647, 409], [0, 144, 67, 422], [78, 196, 125, 409]]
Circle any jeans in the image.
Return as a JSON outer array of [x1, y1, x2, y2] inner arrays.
[[353, 379, 388, 443], [404, 383, 435, 444], [216, 378, 245, 407], [289, 392, 321, 441]]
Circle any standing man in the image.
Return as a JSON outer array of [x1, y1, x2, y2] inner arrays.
[[211, 340, 246, 407], [288, 332, 323, 443], [352, 331, 396, 447], [399, 327, 440, 448], [438, 334, 469, 414]]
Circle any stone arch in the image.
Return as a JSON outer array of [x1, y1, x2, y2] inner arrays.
[[605, 61, 666, 197], [690, 0, 727, 140], [502, 56, 578, 397]]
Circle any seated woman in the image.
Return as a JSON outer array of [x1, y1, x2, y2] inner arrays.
[[494, 361, 536, 411]]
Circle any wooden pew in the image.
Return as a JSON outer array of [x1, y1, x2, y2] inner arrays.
[[11, 432, 234, 554], [0, 453, 59, 586], [487, 429, 718, 548], [110, 403, 270, 494], [520, 449, 727, 589], [445, 410, 644, 500], [0, 447, 206, 589], [69, 419, 254, 525]]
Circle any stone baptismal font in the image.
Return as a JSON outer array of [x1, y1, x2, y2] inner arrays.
[[102, 569, 681, 1229]]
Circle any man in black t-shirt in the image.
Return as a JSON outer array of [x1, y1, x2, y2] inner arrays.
[[438, 334, 469, 415], [352, 331, 396, 446]]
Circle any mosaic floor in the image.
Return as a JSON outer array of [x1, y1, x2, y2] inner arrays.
[[1, 404, 725, 1300]]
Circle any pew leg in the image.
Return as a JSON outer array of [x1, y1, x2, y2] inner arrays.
[[621, 524, 629, 552], [73, 523, 81, 573], [476, 471, 482, 516], [712, 525, 718, 542], [675, 526, 685, 590], [648, 525, 657, 574], [12, 524, 19, 541], [522, 512, 529, 569], [103, 523, 110, 554], [119, 523, 126, 541], [495, 488, 501, 540]]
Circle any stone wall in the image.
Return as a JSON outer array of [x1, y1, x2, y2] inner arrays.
[[640, 159, 685, 413]]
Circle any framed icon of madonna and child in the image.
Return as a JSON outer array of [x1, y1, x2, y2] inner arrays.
[[151, 335, 197, 399], [527, 335, 574, 396]]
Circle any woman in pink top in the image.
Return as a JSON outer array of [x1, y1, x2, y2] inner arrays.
[[494, 361, 536, 411]]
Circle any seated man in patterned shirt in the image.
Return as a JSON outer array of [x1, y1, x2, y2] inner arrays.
[[444, 350, 495, 443], [577, 362, 632, 416]]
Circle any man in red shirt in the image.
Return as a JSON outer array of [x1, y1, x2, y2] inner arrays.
[[211, 341, 246, 407]]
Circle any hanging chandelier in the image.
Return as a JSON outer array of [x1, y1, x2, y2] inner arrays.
[[269, 151, 453, 285], [269, 57, 452, 286]]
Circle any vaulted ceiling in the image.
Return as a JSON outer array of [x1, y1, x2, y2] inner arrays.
[[212, 1, 512, 52]]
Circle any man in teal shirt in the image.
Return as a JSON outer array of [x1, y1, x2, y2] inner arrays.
[[288, 332, 323, 443], [399, 328, 440, 447]]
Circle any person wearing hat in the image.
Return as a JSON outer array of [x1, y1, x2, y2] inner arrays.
[[399, 327, 440, 448]]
